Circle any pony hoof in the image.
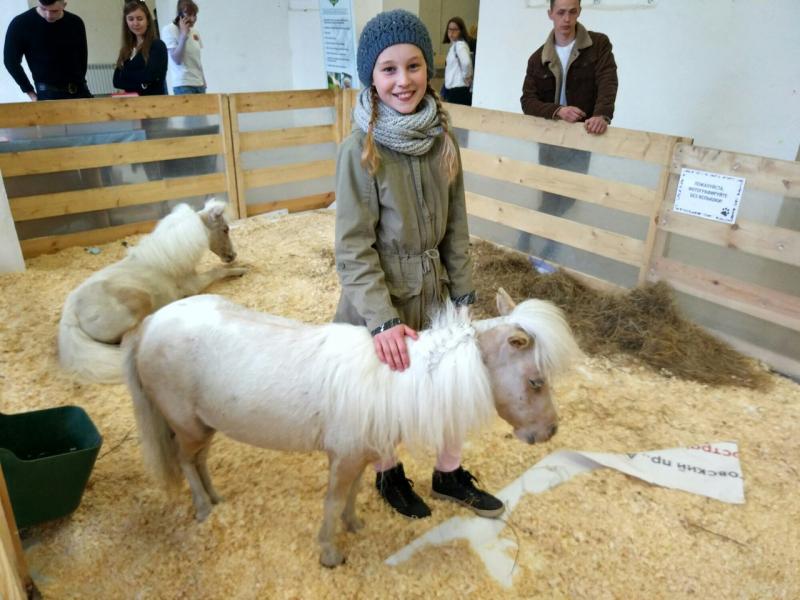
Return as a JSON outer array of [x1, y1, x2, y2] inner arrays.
[[225, 267, 248, 278], [319, 548, 345, 568], [210, 494, 224, 505], [195, 506, 213, 522], [344, 517, 364, 532]]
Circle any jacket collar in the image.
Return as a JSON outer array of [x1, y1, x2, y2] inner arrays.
[[541, 22, 593, 65]]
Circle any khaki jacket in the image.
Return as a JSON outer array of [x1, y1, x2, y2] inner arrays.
[[333, 129, 474, 332], [521, 23, 618, 121]]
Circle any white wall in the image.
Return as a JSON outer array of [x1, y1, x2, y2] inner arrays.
[[474, 0, 800, 160]]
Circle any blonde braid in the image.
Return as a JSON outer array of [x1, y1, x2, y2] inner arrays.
[[360, 86, 382, 176], [428, 83, 459, 183]]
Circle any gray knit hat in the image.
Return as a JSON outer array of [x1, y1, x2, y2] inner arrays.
[[357, 9, 435, 87]]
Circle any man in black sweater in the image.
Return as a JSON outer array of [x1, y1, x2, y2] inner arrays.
[[3, 0, 92, 101]]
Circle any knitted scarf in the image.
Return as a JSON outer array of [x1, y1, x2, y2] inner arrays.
[[353, 88, 443, 156]]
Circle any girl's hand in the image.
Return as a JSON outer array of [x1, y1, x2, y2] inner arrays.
[[374, 324, 419, 371]]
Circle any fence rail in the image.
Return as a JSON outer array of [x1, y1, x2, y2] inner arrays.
[[0, 89, 797, 376]]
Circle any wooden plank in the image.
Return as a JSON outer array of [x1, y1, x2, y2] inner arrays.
[[0, 94, 219, 128], [218, 95, 242, 219], [334, 87, 344, 143], [672, 143, 800, 197], [21, 220, 156, 257], [0, 134, 222, 176], [232, 89, 335, 114], [446, 103, 678, 164], [243, 159, 335, 190], [638, 136, 688, 284], [226, 95, 247, 220], [650, 257, 800, 332], [0, 466, 28, 600], [659, 207, 800, 267], [247, 192, 334, 217], [11, 173, 226, 221], [460, 148, 657, 216], [239, 125, 336, 152], [466, 191, 645, 266]]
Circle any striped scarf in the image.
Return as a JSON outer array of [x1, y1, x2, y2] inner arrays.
[[353, 88, 443, 156]]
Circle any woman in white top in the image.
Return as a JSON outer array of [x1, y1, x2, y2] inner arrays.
[[161, 0, 206, 94], [441, 16, 473, 106]]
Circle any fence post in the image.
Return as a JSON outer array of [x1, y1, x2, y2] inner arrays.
[[638, 136, 692, 285], [220, 94, 246, 220]]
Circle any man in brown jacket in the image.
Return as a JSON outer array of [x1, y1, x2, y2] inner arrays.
[[518, 0, 618, 258]]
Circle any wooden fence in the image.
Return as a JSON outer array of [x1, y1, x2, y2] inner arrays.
[[0, 89, 797, 375]]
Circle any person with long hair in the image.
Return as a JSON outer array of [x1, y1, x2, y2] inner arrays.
[[113, 0, 167, 96], [440, 16, 473, 106], [334, 10, 503, 521], [161, 0, 206, 94]]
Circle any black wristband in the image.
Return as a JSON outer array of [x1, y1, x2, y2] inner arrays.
[[452, 291, 476, 306], [370, 318, 402, 336]]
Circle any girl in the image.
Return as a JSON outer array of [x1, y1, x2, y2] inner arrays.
[[113, 0, 167, 96], [161, 0, 207, 94], [441, 16, 474, 106], [334, 9, 503, 519]]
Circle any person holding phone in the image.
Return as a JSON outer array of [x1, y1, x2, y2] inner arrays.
[[161, 0, 206, 94]]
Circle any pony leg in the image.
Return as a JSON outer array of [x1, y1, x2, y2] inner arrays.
[[318, 453, 365, 568], [180, 267, 247, 296], [196, 444, 223, 505], [342, 463, 367, 532], [175, 432, 216, 521]]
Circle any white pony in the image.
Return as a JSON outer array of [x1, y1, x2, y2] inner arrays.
[[59, 199, 245, 384], [122, 289, 581, 567]]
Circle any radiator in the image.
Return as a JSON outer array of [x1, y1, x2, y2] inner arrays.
[[86, 63, 117, 97]]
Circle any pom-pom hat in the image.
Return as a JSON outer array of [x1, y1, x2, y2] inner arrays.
[[356, 9, 435, 87]]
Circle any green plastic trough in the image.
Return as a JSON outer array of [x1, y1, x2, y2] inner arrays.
[[0, 406, 102, 529]]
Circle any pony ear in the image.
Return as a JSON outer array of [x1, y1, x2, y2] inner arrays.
[[496, 287, 516, 316], [508, 330, 532, 350], [202, 198, 226, 221]]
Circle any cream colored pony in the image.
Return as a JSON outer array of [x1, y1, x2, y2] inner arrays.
[[123, 289, 581, 567], [59, 199, 245, 384]]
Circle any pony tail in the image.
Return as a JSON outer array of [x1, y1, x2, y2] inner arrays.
[[360, 86, 382, 176], [428, 84, 459, 184]]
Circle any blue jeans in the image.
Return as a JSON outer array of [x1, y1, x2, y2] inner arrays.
[[172, 85, 206, 95]]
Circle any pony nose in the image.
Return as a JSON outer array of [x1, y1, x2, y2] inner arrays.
[[224, 251, 236, 263]]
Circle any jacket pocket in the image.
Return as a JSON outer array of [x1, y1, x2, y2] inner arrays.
[[382, 255, 423, 302]]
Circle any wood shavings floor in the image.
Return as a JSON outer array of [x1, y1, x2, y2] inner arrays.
[[1, 210, 798, 599]]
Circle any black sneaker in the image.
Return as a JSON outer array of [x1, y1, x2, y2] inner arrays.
[[375, 463, 431, 519], [431, 466, 505, 518]]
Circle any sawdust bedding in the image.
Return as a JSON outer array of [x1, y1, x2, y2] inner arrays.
[[1, 210, 798, 599]]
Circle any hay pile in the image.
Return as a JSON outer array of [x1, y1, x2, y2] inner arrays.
[[1, 210, 798, 599], [469, 243, 771, 389]]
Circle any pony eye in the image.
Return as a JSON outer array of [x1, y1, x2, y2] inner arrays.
[[223, 226, 229, 234], [528, 378, 544, 391]]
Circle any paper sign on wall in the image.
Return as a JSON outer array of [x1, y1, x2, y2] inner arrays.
[[318, 0, 357, 89], [673, 168, 745, 224]]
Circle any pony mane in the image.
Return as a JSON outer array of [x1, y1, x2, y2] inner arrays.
[[127, 204, 209, 277], [507, 299, 583, 381], [320, 302, 495, 460]]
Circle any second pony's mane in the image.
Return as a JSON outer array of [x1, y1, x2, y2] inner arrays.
[[127, 204, 209, 277]]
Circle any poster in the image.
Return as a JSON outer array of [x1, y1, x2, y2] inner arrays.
[[673, 167, 745, 224], [318, 0, 357, 89]]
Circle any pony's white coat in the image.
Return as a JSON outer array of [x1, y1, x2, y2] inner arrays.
[[132, 295, 495, 462], [58, 200, 241, 383], [124, 290, 581, 566]]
